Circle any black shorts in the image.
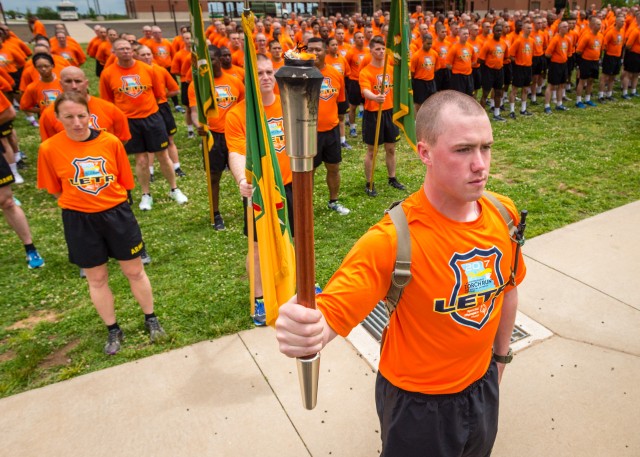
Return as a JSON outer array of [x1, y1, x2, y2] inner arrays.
[[503, 62, 513, 86], [567, 54, 576, 74], [0, 151, 15, 188], [578, 58, 599, 80], [181, 81, 190, 106], [412, 78, 437, 105], [347, 79, 363, 105], [362, 109, 399, 145], [243, 183, 294, 240], [548, 61, 569, 86], [376, 361, 499, 457], [158, 102, 177, 136], [481, 66, 504, 92], [450, 73, 474, 96], [434, 68, 451, 91], [207, 131, 229, 173], [9, 68, 22, 92], [314, 125, 341, 168], [125, 111, 170, 154], [601, 54, 622, 76], [512, 64, 532, 88], [338, 99, 349, 115], [472, 66, 482, 91], [532, 55, 545, 76], [623, 50, 640, 73], [0, 120, 13, 138], [61, 202, 144, 268]]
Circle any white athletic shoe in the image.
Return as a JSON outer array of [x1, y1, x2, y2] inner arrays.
[[139, 194, 153, 211], [169, 188, 188, 205]]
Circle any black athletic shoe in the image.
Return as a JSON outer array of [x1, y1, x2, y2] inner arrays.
[[509, 112, 517, 119], [149, 173, 154, 183], [104, 328, 124, 355], [145, 317, 167, 343], [175, 167, 186, 177], [388, 178, 406, 190], [213, 213, 226, 231], [364, 184, 378, 197], [520, 110, 533, 116]]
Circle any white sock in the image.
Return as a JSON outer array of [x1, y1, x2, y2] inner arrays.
[[521, 101, 527, 111], [494, 107, 500, 116], [15, 151, 22, 161], [622, 89, 628, 95], [9, 162, 17, 173], [598, 92, 604, 98], [585, 95, 591, 102], [632, 88, 637, 94], [149, 166, 154, 175], [187, 125, 194, 133], [340, 136, 346, 142], [26, 115, 35, 122], [544, 103, 550, 108], [173, 162, 180, 170], [531, 94, 537, 102], [510, 103, 515, 112], [489, 99, 495, 108], [607, 91, 612, 97], [576, 96, 582, 103]]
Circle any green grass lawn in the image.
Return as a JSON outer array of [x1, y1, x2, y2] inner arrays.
[[1, 59, 639, 398]]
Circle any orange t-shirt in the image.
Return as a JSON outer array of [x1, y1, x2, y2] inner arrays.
[[39, 95, 132, 142], [345, 46, 370, 81], [32, 20, 47, 38], [87, 36, 104, 58], [410, 48, 438, 81], [317, 189, 526, 394], [627, 28, 640, 54], [359, 62, 394, 111], [432, 39, 451, 71], [19, 55, 69, 92], [509, 35, 534, 67], [317, 64, 345, 132], [546, 34, 570, 63], [603, 27, 624, 57], [221, 65, 245, 82], [478, 38, 507, 69], [148, 38, 174, 68], [187, 72, 245, 133], [0, 90, 11, 111], [152, 64, 179, 104], [0, 45, 26, 73], [446, 42, 475, 75], [325, 53, 351, 78], [99, 60, 162, 118], [51, 45, 86, 66], [19, 78, 62, 113], [37, 131, 135, 212], [224, 95, 292, 186], [170, 48, 192, 82], [95, 40, 113, 65], [576, 30, 603, 61], [532, 30, 546, 56]]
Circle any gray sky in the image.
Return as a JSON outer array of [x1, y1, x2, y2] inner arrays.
[[3, 0, 126, 15]]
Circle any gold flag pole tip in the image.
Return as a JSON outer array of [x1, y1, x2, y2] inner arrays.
[[297, 353, 321, 410]]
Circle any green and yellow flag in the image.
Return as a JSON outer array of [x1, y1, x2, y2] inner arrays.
[[188, 0, 217, 132], [241, 11, 296, 326], [386, 0, 417, 152]]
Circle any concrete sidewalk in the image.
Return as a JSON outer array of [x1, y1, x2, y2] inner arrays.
[[1, 201, 639, 456]]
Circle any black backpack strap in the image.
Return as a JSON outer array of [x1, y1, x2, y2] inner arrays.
[[384, 201, 412, 317]]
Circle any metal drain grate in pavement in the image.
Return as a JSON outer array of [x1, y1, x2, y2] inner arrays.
[[361, 301, 530, 343]]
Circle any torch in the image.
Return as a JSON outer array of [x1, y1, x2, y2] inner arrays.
[[275, 52, 324, 410]]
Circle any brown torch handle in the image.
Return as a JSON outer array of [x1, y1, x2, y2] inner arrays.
[[292, 171, 317, 360]]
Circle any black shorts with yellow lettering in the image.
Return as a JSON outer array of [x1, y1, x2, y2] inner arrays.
[[0, 150, 15, 188], [363, 109, 399, 146], [0, 121, 13, 138], [243, 183, 294, 240], [61, 201, 144, 268], [207, 131, 229, 173], [125, 111, 169, 154], [158, 102, 178, 136], [314, 125, 341, 168]]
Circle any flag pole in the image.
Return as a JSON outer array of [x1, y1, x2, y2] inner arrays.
[[368, 50, 390, 193], [247, 195, 256, 317], [202, 134, 215, 225]]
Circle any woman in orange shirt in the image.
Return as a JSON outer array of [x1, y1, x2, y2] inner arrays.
[[19, 53, 62, 115], [36, 91, 167, 355]]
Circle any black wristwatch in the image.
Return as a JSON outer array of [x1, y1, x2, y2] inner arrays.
[[493, 348, 513, 364]]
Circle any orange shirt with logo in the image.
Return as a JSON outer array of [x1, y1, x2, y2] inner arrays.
[[317, 189, 526, 394], [478, 38, 507, 69], [39, 96, 132, 143], [345, 46, 370, 81], [359, 63, 394, 111], [432, 39, 451, 71], [151, 64, 179, 104], [627, 28, 640, 53], [20, 78, 62, 113], [326, 53, 351, 78], [0, 45, 26, 73], [148, 39, 175, 68], [170, 48, 192, 82], [410, 48, 438, 81], [99, 60, 163, 118], [18, 55, 69, 92], [188, 72, 245, 133], [37, 131, 135, 213], [603, 27, 624, 57], [509, 35, 534, 66], [224, 95, 292, 185], [317, 64, 345, 132], [446, 42, 475, 75], [577, 30, 603, 61], [546, 34, 570, 63]]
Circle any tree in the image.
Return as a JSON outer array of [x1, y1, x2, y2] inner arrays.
[[35, 7, 59, 20]]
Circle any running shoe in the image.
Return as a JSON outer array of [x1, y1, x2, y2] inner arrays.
[[145, 317, 167, 343], [175, 105, 186, 114], [104, 328, 124, 355], [141, 249, 152, 265], [520, 110, 533, 116], [365, 184, 377, 197], [213, 213, 226, 230], [544, 107, 552, 114], [575, 101, 586, 109], [26, 250, 44, 269], [509, 112, 517, 119], [585, 100, 597, 107], [340, 141, 352, 150], [328, 201, 350, 215], [169, 188, 188, 204], [555, 105, 569, 111], [253, 298, 266, 326], [388, 178, 406, 190], [350, 126, 357, 137], [175, 167, 186, 177], [139, 194, 153, 211]]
